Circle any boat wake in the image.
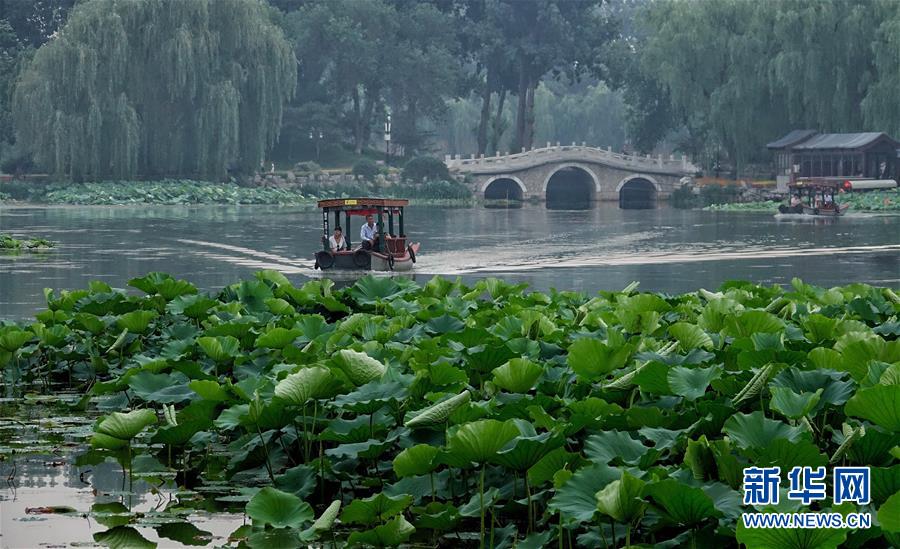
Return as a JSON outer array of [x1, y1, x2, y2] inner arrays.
[[177, 237, 900, 279]]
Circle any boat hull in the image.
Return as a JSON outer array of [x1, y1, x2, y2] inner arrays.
[[315, 243, 420, 272], [801, 204, 849, 217]]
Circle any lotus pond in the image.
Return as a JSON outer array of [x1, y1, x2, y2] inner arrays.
[[1, 272, 899, 548]]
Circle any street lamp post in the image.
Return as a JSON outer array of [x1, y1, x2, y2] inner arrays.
[[309, 129, 323, 162], [383, 113, 392, 164]]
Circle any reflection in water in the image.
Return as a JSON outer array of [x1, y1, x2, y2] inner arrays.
[[1, 203, 899, 319], [0, 399, 245, 548]]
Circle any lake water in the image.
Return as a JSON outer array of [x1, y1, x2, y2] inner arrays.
[[2, 203, 899, 320], [1, 202, 899, 547]]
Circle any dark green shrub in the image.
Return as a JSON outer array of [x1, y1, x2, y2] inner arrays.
[[293, 161, 322, 175], [352, 159, 380, 181], [671, 185, 698, 209], [402, 156, 450, 182]]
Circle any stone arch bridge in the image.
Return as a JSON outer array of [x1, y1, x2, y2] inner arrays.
[[446, 144, 699, 208]]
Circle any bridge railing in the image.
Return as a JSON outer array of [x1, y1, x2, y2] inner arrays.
[[444, 143, 698, 174]]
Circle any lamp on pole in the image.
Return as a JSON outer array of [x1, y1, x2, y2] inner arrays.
[[309, 128, 323, 162], [383, 112, 392, 164]]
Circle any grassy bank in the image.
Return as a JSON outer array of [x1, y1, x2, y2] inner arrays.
[[704, 189, 900, 213], [1, 273, 898, 547], [0, 233, 54, 249], [0, 179, 474, 206]]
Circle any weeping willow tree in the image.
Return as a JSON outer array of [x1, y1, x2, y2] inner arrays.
[[13, 0, 296, 180]]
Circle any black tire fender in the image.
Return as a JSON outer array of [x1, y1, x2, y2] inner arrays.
[[353, 249, 370, 268], [407, 245, 416, 263], [315, 251, 334, 269], [387, 253, 395, 271]]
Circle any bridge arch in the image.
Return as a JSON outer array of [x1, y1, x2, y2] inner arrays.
[[542, 163, 600, 209], [617, 175, 660, 209], [482, 175, 526, 201]]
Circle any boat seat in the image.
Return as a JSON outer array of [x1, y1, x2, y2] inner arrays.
[[384, 236, 407, 254]]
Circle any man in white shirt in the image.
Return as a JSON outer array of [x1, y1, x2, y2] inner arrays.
[[360, 214, 379, 249]]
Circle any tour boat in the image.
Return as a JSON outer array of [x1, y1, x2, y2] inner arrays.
[[313, 198, 420, 271], [778, 180, 850, 217]]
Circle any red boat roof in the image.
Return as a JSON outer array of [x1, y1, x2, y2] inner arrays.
[[317, 198, 409, 210]]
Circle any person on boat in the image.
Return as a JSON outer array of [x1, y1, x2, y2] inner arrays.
[[360, 214, 379, 250], [328, 226, 347, 252], [780, 193, 803, 213]]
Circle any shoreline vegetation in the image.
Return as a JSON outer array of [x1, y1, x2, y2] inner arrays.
[[0, 233, 54, 250], [1, 273, 898, 547], [704, 190, 900, 213], [0, 179, 475, 207]]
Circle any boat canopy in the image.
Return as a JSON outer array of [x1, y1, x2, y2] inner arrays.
[[317, 198, 409, 253]]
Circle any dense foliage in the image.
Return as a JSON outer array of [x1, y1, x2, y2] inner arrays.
[[628, 0, 900, 173], [352, 160, 381, 182], [0, 233, 53, 249], [401, 156, 451, 183], [12, 0, 296, 180], [2, 273, 898, 547], [0, 179, 472, 205], [705, 190, 900, 213]]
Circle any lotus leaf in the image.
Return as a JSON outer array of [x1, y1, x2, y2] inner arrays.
[[245, 487, 313, 529]]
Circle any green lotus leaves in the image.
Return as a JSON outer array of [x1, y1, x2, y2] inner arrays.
[[723, 411, 806, 449], [667, 364, 722, 401], [333, 349, 387, 385], [567, 332, 634, 380], [845, 384, 900, 431], [491, 424, 563, 471], [446, 419, 521, 466], [127, 371, 194, 404], [91, 409, 158, 449], [129, 272, 197, 300], [723, 309, 784, 337], [346, 516, 415, 547], [255, 327, 302, 349], [668, 322, 713, 351], [197, 335, 240, 362], [189, 379, 230, 402], [735, 519, 847, 549], [9, 273, 900, 546], [166, 294, 217, 319], [0, 327, 33, 352], [491, 358, 543, 393], [405, 391, 471, 428], [879, 491, 900, 533], [643, 479, 721, 525], [769, 387, 823, 419], [392, 445, 440, 478], [585, 430, 649, 465], [548, 463, 620, 522], [245, 487, 313, 529], [115, 310, 158, 334], [274, 366, 341, 405], [340, 492, 413, 526], [595, 471, 647, 523]]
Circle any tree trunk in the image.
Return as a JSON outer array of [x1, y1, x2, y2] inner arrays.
[[352, 87, 363, 155], [360, 88, 378, 155], [489, 88, 506, 155], [514, 52, 528, 153], [477, 70, 492, 156], [524, 80, 535, 151]]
